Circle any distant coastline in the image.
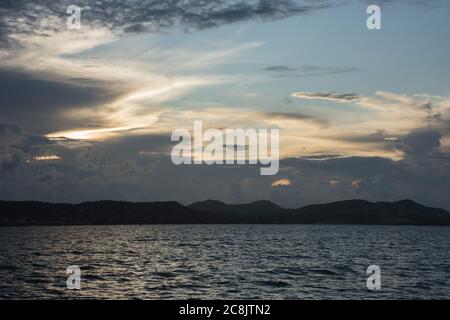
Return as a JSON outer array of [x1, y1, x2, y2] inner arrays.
[[1, 199, 449, 227]]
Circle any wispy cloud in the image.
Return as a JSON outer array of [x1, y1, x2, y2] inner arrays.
[[263, 65, 361, 78], [291, 91, 360, 102], [0, 20, 259, 140]]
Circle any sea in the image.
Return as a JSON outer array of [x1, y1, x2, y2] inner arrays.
[[0, 225, 449, 299]]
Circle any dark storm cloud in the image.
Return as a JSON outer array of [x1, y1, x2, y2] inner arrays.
[[90, 133, 175, 162], [0, 121, 24, 147], [0, 121, 24, 172], [329, 127, 447, 157], [0, 148, 25, 172], [0, 0, 446, 47], [397, 127, 442, 155], [4, 144, 450, 210], [2, 121, 450, 210], [262, 65, 361, 78], [0, 0, 338, 46], [0, 70, 121, 134], [0, 119, 56, 172], [279, 152, 450, 209]]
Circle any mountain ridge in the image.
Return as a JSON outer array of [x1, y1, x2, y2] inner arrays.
[[188, 199, 283, 215], [0, 199, 449, 226]]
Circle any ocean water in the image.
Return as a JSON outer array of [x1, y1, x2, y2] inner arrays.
[[0, 225, 449, 300]]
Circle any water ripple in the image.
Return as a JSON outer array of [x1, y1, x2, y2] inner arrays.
[[0, 225, 449, 299]]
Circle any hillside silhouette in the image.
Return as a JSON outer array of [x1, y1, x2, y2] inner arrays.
[[1, 199, 449, 226]]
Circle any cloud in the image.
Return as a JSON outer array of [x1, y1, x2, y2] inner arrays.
[[0, 0, 339, 48], [33, 155, 62, 161], [0, 70, 121, 134], [330, 130, 400, 154], [0, 121, 24, 147], [1, 6, 265, 141], [291, 91, 360, 103], [329, 179, 339, 187], [0, 149, 24, 172], [1, 119, 450, 210], [0, 26, 235, 139], [263, 65, 361, 78], [288, 90, 450, 158], [0, 120, 57, 172], [280, 153, 450, 209], [397, 127, 442, 155], [263, 65, 296, 72], [0, 2, 449, 208], [421, 102, 442, 123], [0, 121, 26, 172], [260, 111, 328, 126], [0, 121, 67, 173], [3, 144, 450, 210], [1, 0, 446, 49], [271, 178, 291, 187]]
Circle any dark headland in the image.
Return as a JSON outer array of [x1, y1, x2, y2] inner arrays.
[[0, 199, 449, 226]]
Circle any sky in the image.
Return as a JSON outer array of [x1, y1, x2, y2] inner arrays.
[[0, 0, 450, 209]]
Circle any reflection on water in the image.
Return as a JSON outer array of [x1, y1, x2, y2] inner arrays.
[[0, 225, 449, 299]]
